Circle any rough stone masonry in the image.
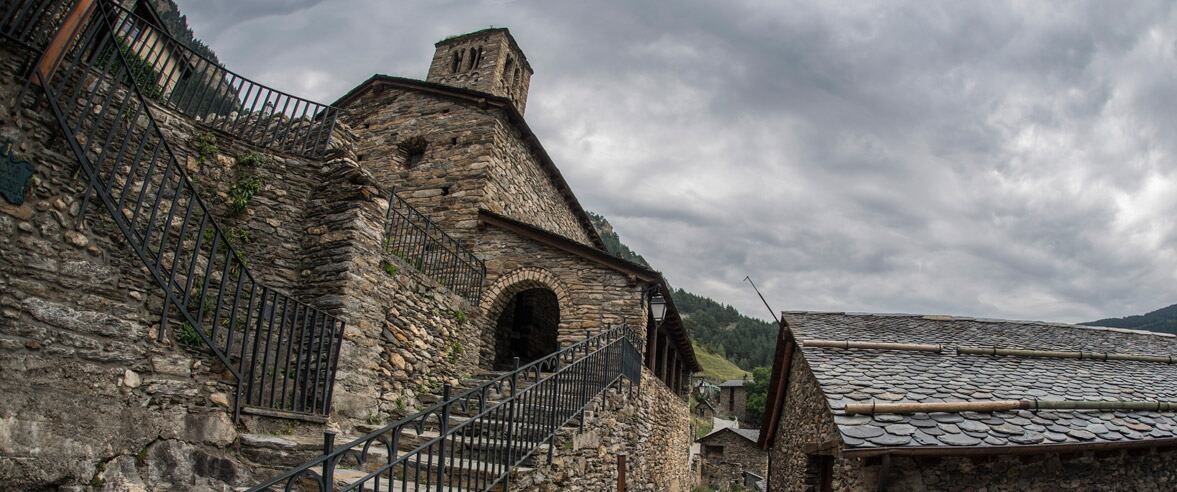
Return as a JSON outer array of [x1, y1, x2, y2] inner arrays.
[[0, 12, 697, 491]]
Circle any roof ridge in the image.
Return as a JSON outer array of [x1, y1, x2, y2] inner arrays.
[[783, 310, 1176, 339]]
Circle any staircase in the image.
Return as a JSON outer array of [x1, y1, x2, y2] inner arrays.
[[247, 325, 644, 491], [17, 0, 346, 420]]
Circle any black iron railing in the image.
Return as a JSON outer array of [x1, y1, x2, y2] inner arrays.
[[29, 0, 344, 418], [0, 0, 71, 50], [248, 324, 644, 491], [385, 190, 486, 304], [100, 1, 342, 158]]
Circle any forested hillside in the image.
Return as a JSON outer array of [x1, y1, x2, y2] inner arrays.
[[151, 0, 222, 63], [588, 213, 777, 371], [673, 289, 777, 369], [1082, 303, 1177, 334]]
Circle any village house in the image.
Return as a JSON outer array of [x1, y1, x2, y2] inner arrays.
[[696, 397, 718, 419], [719, 377, 751, 423], [758, 311, 1177, 491], [697, 427, 768, 490]]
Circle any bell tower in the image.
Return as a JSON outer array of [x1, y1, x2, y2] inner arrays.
[[426, 28, 533, 114]]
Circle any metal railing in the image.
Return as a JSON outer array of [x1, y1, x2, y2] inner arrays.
[[385, 190, 486, 304], [103, 0, 341, 158], [248, 324, 644, 491], [30, 0, 345, 418], [0, 0, 71, 50]]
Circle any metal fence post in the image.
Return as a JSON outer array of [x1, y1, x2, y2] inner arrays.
[[437, 383, 451, 492], [321, 430, 336, 490], [504, 357, 519, 490]]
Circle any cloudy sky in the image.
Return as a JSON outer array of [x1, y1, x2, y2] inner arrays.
[[178, 0, 1177, 324]]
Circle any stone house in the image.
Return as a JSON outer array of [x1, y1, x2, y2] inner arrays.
[[0, 5, 699, 490], [758, 312, 1177, 491], [696, 397, 718, 419], [719, 378, 750, 422], [697, 427, 767, 490]]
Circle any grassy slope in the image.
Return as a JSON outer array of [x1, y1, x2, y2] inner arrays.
[[693, 341, 749, 382]]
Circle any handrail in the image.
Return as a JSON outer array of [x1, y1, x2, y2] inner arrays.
[[0, 0, 71, 50], [385, 190, 486, 304], [98, 0, 342, 158], [31, 0, 345, 418], [248, 324, 644, 491]]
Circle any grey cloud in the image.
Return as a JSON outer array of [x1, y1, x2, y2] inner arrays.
[[176, 0, 1177, 324]]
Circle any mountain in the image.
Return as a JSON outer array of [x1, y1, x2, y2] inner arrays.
[[586, 212, 650, 267], [587, 212, 777, 371], [1081, 303, 1177, 335]]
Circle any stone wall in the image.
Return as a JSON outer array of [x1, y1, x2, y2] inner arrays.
[[340, 86, 492, 236], [766, 351, 843, 492], [721, 385, 748, 422], [474, 226, 647, 358], [0, 43, 260, 490], [304, 157, 485, 423], [697, 430, 768, 490], [517, 367, 693, 492], [339, 83, 595, 247]]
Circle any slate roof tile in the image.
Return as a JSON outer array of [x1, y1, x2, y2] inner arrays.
[[788, 312, 1177, 451]]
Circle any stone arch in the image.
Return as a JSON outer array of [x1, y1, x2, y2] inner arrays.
[[479, 267, 577, 368]]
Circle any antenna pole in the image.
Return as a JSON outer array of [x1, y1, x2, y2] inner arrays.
[[744, 276, 780, 324]]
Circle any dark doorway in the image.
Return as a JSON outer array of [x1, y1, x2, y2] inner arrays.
[[493, 288, 559, 369]]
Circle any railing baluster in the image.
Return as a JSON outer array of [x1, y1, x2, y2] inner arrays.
[[383, 192, 484, 303]]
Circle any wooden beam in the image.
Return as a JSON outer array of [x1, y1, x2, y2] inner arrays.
[[35, 0, 97, 84]]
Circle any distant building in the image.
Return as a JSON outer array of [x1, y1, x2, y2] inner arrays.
[[719, 378, 750, 422], [759, 312, 1177, 491], [697, 427, 768, 490], [696, 397, 718, 419]]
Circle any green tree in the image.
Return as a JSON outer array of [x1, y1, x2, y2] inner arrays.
[[744, 366, 772, 425]]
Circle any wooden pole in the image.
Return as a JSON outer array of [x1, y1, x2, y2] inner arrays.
[[800, 339, 943, 353], [34, 0, 97, 84], [617, 452, 627, 492], [958, 346, 1174, 364], [845, 399, 1177, 415]]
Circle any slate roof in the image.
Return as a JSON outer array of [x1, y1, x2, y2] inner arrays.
[[700, 426, 761, 444], [787, 312, 1177, 453], [719, 379, 749, 388]]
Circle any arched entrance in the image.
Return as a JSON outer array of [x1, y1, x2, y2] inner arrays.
[[492, 287, 560, 369]]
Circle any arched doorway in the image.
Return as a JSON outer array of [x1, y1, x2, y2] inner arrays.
[[493, 287, 560, 369]]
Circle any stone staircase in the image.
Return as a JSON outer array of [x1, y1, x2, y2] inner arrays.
[[239, 369, 592, 491]]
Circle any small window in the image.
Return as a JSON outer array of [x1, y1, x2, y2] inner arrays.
[[703, 445, 723, 460], [450, 50, 463, 73], [398, 137, 427, 169], [503, 57, 515, 83], [471, 47, 483, 69]]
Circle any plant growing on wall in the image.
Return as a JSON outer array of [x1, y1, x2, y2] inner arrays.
[[381, 261, 398, 277], [191, 132, 219, 164], [236, 151, 266, 167], [176, 321, 202, 348], [227, 175, 262, 216]]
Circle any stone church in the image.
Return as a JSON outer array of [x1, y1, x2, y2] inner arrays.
[[0, 1, 698, 490]]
